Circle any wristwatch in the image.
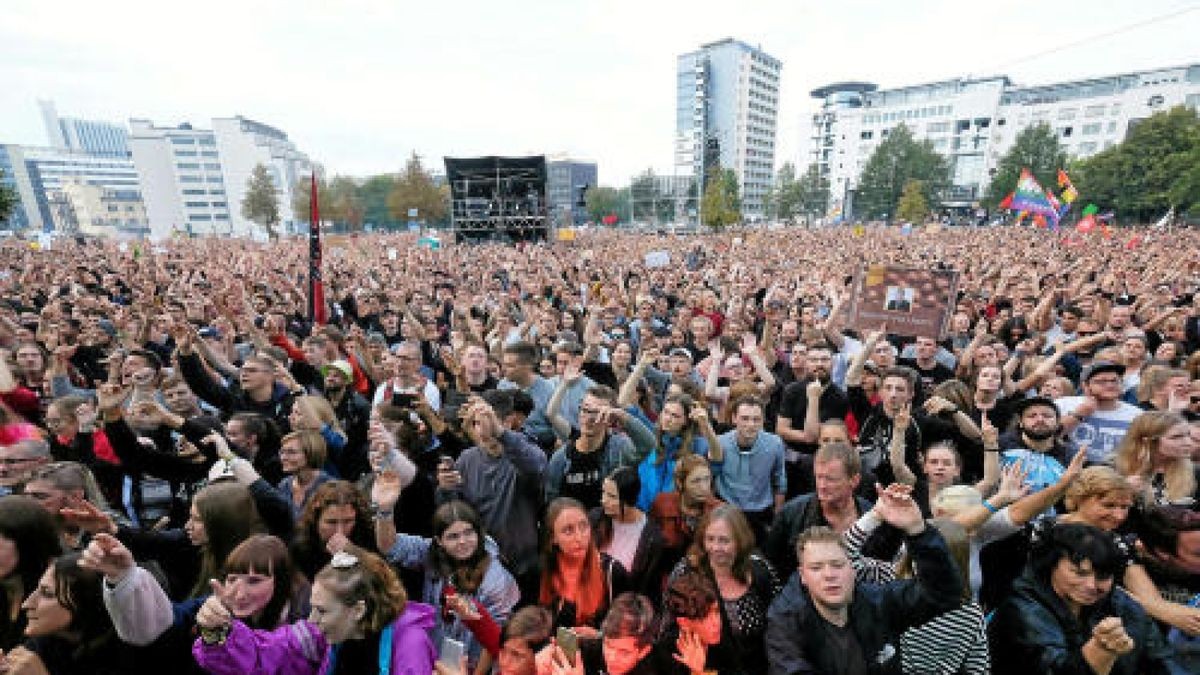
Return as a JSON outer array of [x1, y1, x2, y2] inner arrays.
[[199, 624, 231, 646]]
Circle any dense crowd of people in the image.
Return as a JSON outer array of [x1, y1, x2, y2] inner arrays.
[[0, 224, 1197, 674]]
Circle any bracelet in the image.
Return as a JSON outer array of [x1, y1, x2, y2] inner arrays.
[[199, 624, 231, 646], [984, 445, 1000, 453], [372, 507, 394, 520], [981, 499, 999, 514]]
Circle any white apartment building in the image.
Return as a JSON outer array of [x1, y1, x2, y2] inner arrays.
[[129, 120, 231, 238], [0, 143, 140, 233], [808, 63, 1200, 213], [676, 38, 781, 219], [39, 99, 130, 158], [213, 116, 312, 235]]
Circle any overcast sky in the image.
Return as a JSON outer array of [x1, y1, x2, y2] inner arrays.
[[2, 0, 1197, 186]]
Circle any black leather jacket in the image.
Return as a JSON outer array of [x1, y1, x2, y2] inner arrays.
[[765, 525, 963, 675], [988, 572, 1186, 675]]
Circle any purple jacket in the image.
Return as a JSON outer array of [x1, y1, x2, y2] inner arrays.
[[193, 601, 437, 675]]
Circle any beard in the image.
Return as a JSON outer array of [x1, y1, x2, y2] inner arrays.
[[1021, 425, 1057, 441]]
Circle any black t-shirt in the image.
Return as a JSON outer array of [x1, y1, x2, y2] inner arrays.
[[560, 444, 606, 509], [897, 358, 955, 399], [816, 618, 870, 675], [777, 381, 850, 453]]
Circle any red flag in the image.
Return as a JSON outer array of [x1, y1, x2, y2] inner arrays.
[[998, 192, 1014, 210], [308, 173, 327, 325]]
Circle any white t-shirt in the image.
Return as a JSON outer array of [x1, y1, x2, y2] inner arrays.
[[607, 514, 646, 573], [1055, 396, 1141, 464]]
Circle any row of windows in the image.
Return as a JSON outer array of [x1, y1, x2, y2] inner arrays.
[[188, 213, 230, 222], [863, 105, 953, 125]]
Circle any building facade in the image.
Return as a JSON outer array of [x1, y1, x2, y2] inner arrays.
[[59, 178, 148, 237], [808, 63, 1200, 213], [39, 100, 130, 158], [546, 159, 597, 227], [675, 38, 781, 220], [212, 116, 312, 235], [129, 119, 232, 238], [0, 143, 140, 233]]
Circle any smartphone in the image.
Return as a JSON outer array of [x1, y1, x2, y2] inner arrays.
[[438, 637, 465, 667], [392, 392, 416, 407], [556, 627, 578, 664]]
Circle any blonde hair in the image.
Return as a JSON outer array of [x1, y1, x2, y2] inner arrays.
[[1064, 466, 1134, 512], [1114, 411, 1195, 503], [931, 485, 982, 517], [295, 395, 342, 433]]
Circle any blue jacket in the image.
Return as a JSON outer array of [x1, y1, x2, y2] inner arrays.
[[714, 430, 786, 511]]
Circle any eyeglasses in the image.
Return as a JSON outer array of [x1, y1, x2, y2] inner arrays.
[[579, 407, 604, 418], [1089, 377, 1122, 385]]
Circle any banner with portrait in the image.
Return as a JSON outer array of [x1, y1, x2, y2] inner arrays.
[[847, 264, 960, 339]]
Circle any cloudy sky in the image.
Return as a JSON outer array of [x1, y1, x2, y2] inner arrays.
[[1, 0, 1196, 186]]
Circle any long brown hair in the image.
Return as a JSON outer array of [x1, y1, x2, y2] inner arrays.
[[656, 395, 698, 465], [539, 498, 607, 625], [291, 480, 374, 578], [429, 500, 490, 595], [222, 534, 298, 629], [314, 545, 406, 634], [1114, 411, 1195, 502], [192, 482, 265, 597], [686, 504, 756, 581]]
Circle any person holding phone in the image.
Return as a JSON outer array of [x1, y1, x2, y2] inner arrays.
[[374, 491, 518, 675], [536, 593, 661, 675]]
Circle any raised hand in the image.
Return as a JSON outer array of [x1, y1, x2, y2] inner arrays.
[[994, 461, 1031, 505], [873, 483, 926, 535], [95, 383, 130, 414], [980, 413, 999, 448], [371, 470, 403, 511], [892, 402, 912, 432], [688, 405, 712, 432], [60, 497, 117, 535], [201, 432, 236, 461], [673, 629, 707, 675], [1091, 616, 1135, 655], [78, 533, 135, 582], [196, 579, 233, 630]]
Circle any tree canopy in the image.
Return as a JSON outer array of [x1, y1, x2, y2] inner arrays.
[[854, 124, 950, 220], [241, 163, 281, 238], [1073, 106, 1200, 222], [984, 123, 1067, 210]]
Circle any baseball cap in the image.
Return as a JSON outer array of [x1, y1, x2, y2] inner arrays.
[[321, 359, 354, 381], [668, 347, 695, 362], [1081, 361, 1124, 383], [1012, 395, 1059, 417]]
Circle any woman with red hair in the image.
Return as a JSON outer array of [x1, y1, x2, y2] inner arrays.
[[538, 497, 628, 637]]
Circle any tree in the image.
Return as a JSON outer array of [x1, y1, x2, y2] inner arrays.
[[584, 186, 624, 224], [327, 176, 365, 231], [0, 169, 17, 227], [1074, 106, 1200, 222], [764, 162, 795, 221], [794, 164, 830, 220], [291, 173, 331, 229], [359, 174, 398, 229], [629, 169, 674, 223], [701, 168, 740, 229], [854, 124, 950, 220], [241, 163, 280, 238], [984, 123, 1067, 209], [387, 153, 448, 226], [896, 179, 929, 222]]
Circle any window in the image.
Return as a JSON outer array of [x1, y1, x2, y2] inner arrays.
[[170, 137, 194, 145], [176, 163, 200, 169], [180, 175, 202, 183], [205, 176, 223, 183], [860, 131, 873, 140], [1058, 108, 1076, 120], [1085, 105, 1105, 117], [997, 118, 1007, 126], [927, 121, 951, 133], [1107, 121, 1118, 133], [188, 214, 212, 222], [1060, 126, 1073, 138], [1082, 123, 1101, 136], [1077, 142, 1097, 154], [956, 120, 970, 132], [175, 150, 197, 157], [183, 188, 206, 195], [201, 151, 218, 157], [198, 137, 216, 146], [203, 163, 221, 170], [185, 201, 208, 208]]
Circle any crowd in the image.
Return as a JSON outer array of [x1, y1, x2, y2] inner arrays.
[[0, 224, 1197, 675]]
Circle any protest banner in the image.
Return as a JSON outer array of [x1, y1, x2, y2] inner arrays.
[[847, 264, 959, 339]]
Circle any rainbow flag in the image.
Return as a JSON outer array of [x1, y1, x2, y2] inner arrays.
[[1010, 169, 1060, 226]]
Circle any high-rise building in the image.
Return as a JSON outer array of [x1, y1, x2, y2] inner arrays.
[[39, 100, 130, 158], [546, 158, 597, 227], [212, 116, 312, 235], [129, 119, 231, 238], [808, 63, 1200, 214], [1, 143, 140, 233], [130, 116, 311, 239], [675, 38, 781, 220]]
